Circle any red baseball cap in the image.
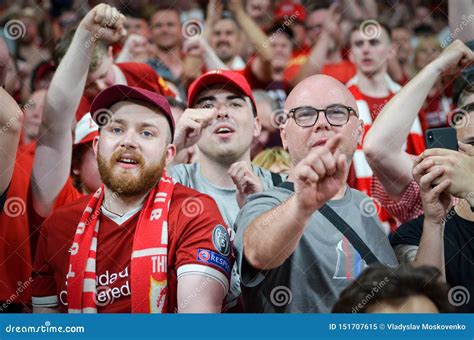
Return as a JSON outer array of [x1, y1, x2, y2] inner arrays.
[[90, 84, 175, 141], [274, 1, 306, 23], [187, 69, 257, 116]]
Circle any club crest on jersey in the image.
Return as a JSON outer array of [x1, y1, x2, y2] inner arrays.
[[212, 224, 230, 256], [150, 277, 167, 313]]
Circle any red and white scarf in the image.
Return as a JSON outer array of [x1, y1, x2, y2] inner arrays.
[[67, 171, 174, 313]]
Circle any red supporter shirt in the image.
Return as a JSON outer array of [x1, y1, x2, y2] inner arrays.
[[27, 177, 82, 261], [32, 184, 233, 313], [371, 177, 424, 224], [1, 142, 84, 304], [284, 47, 310, 83], [0, 143, 35, 303], [320, 60, 356, 84], [347, 76, 425, 231], [76, 62, 174, 120]]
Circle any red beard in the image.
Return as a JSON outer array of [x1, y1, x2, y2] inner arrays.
[[97, 147, 166, 197]]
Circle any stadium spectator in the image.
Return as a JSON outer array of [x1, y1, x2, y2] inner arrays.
[[363, 39, 474, 312], [171, 69, 286, 310], [148, 7, 184, 84], [31, 4, 173, 226], [32, 84, 233, 313], [347, 21, 425, 230], [234, 74, 398, 313]]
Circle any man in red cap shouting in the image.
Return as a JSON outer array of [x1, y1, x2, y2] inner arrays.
[[32, 85, 233, 313], [171, 69, 286, 311]]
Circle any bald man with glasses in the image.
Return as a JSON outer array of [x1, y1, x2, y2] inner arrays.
[[233, 74, 398, 313]]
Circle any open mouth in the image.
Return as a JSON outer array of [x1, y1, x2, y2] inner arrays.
[[116, 156, 140, 169], [118, 158, 138, 164], [213, 125, 236, 138]]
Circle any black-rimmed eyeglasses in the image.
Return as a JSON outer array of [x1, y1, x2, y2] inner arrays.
[[287, 104, 358, 127]]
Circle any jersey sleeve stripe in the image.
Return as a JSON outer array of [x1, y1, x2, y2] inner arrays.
[[177, 264, 229, 294]]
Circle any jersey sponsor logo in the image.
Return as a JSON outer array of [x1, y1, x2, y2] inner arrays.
[[59, 267, 130, 306], [197, 248, 231, 274], [212, 224, 230, 256]]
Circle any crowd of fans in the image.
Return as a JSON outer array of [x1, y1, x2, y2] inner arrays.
[[0, 0, 472, 314]]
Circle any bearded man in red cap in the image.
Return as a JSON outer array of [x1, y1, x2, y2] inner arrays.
[[32, 85, 233, 313]]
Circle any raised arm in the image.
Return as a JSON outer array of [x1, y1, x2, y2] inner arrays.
[[181, 0, 224, 83], [363, 40, 474, 199], [229, 0, 273, 83], [182, 37, 229, 72], [31, 4, 126, 217], [243, 136, 347, 270], [291, 4, 340, 86]]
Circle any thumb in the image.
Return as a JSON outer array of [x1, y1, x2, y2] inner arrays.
[[458, 142, 474, 156]]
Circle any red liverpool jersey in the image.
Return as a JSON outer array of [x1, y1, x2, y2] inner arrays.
[[32, 184, 233, 313]]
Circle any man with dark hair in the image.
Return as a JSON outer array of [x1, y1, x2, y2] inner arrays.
[[148, 7, 184, 84], [171, 69, 285, 310], [201, 0, 285, 107], [209, 14, 244, 70], [332, 265, 454, 313], [347, 20, 426, 230], [123, 15, 149, 38]]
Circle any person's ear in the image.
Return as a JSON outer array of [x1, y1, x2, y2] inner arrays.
[[92, 135, 100, 159], [165, 144, 176, 165], [280, 123, 288, 151], [253, 116, 262, 138]]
